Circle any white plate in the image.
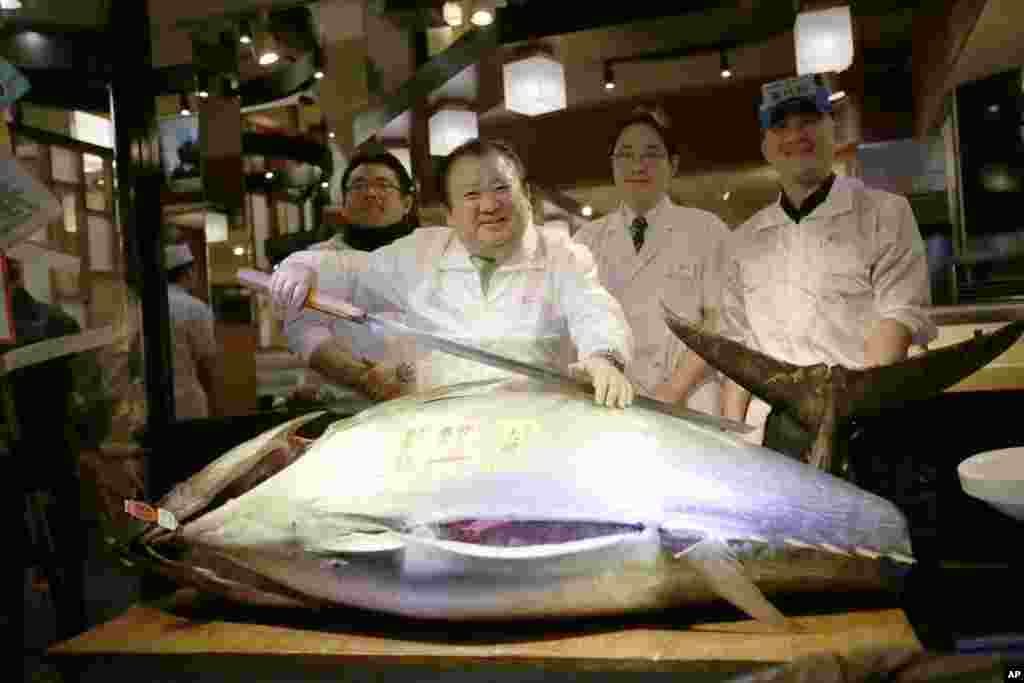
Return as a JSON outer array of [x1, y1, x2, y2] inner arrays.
[[958, 447, 1024, 521]]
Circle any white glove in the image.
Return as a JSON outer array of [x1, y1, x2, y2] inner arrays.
[[269, 262, 315, 317], [569, 355, 634, 409]]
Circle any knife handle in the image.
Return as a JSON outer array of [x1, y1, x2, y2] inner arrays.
[[236, 268, 367, 322]]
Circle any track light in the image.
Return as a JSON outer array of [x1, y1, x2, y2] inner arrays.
[[195, 72, 209, 99], [238, 19, 252, 45], [256, 11, 279, 66], [603, 62, 615, 90], [720, 51, 732, 79], [179, 93, 191, 116]]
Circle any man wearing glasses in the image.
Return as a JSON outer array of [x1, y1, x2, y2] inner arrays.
[[719, 75, 936, 458], [572, 107, 731, 418], [272, 150, 420, 402], [270, 138, 635, 408]]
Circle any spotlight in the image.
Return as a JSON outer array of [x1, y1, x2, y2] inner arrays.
[[238, 19, 252, 45], [470, 9, 493, 26], [720, 51, 732, 79]]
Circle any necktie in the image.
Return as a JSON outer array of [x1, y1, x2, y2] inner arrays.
[[629, 216, 648, 252], [470, 255, 498, 295]]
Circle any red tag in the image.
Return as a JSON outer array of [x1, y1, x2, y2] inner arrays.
[[124, 500, 158, 523]]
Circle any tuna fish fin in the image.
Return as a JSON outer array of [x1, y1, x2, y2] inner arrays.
[[674, 537, 792, 629], [661, 304, 824, 430]]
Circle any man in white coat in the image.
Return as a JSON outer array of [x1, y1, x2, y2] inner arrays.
[[269, 138, 635, 408], [573, 108, 731, 416], [720, 75, 936, 458]]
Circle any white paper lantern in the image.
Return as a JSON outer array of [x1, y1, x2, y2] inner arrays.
[[205, 211, 229, 243], [503, 54, 567, 117], [429, 109, 479, 157], [794, 6, 854, 75]]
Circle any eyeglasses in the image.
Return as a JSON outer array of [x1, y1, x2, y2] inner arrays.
[[611, 151, 668, 164], [346, 180, 402, 194]]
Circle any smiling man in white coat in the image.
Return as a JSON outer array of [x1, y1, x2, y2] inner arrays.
[[269, 138, 635, 408], [573, 108, 731, 416]]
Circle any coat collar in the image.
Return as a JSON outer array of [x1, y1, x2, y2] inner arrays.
[[438, 223, 543, 271], [618, 194, 674, 233], [752, 174, 857, 232]]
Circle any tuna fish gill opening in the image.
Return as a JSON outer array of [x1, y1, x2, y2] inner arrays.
[[430, 520, 644, 546]]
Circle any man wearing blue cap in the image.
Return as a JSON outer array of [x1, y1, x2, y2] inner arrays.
[[720, 74, 937, 459]]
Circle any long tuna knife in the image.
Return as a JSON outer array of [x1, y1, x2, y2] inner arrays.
[[238, 269, 753, 434]]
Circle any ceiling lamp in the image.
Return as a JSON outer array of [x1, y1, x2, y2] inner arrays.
[[794, 5, 854, 75], [471, 0, 505, 26], [238, 19, 253, 45], [503, 52, 567, 117], [256, 11, 279, 66], [603, 62, 615, 90], [429, 108, 478, 157], [443, 1, 463, 27], [720, 51, 732, 79]]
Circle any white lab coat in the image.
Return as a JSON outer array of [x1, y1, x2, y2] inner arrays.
[[281, 224, 633, 393], [721, 175, 938, 444], [573, 196, 730, 415]]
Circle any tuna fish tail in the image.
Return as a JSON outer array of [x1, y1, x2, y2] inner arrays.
[[663, 304, 1024, 474]]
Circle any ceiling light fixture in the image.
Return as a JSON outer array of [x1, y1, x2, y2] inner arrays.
[[238, 19, 253, 45], [503, 51, 567, 117], [794, 4, 854, 75], [443, 1, 463, 27], [471, 9, 493, 26], [603, 62, 615, 90], [256, 11, 279, 66], [720, 51, 732, 79]]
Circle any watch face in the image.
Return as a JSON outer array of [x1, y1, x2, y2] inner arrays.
[[396, 362, 416, 384]]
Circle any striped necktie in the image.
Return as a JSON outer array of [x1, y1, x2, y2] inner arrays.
[[629, 216, 648, 252]]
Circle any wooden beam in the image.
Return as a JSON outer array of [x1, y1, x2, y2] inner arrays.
[[351, 25, 499, 146]]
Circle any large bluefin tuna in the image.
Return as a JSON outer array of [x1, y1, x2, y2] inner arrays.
[[131, 378, 913, 625], [118, 276, 1022, 625]]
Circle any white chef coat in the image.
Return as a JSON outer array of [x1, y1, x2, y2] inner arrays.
[[168, 283, 217, 420], [281, 224, 633, 393], [573, 196, 730, 414], [721, 175, 938, 442]]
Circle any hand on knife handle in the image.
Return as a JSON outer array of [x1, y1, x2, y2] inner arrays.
[[242, 268, 366, 322]]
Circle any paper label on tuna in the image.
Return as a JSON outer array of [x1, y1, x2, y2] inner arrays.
[[125, 500, 178, 530], [125, 500, 158, 524], [157, 507, 179, 531]]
